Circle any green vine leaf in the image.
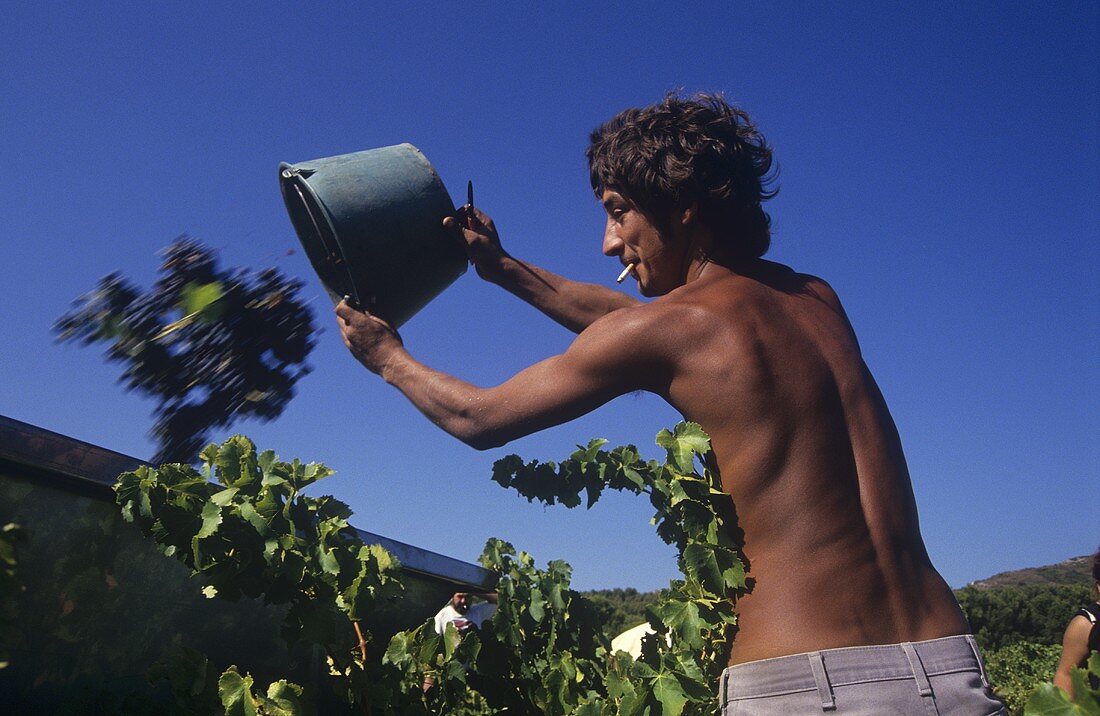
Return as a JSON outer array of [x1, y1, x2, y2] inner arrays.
[[651, 670, 690, 715], [196, 500, 222, 539], [263, 679, 310, 716], [217, 438, 246, 479], [682, 543, 723, 595], [654, 599, 704, 650], [218, 667, 260, 716], [656, 422, 710, 474], [180, 280, 226, 323]]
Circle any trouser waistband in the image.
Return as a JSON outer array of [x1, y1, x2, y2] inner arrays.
[[720, 634, 988, 709]]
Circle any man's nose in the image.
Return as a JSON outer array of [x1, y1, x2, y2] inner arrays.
[[602, 220, 623, 256]]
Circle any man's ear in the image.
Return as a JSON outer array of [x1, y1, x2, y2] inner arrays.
[[679, 201, 699, 226]]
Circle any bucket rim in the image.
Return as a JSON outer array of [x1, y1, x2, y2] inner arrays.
[[398, 144, 454, 206]]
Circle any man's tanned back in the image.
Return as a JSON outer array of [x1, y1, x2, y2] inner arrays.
[[653, 259, 970, 665]]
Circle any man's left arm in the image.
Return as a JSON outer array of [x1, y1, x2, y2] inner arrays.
[[336, 299, 670, 450]]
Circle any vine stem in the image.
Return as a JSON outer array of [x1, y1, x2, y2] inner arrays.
[[353, 620, 368, 662], [348, 623, 372, 716]]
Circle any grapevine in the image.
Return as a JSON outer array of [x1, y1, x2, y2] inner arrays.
[[114, 423, 747, 714]]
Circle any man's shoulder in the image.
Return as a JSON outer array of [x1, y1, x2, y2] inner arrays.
[[646, 272, 759, 325], [685, 262, 844, 313], [597, 273, 762, 339], [588, 296, 715, 349], [580, 262, 845, 350]]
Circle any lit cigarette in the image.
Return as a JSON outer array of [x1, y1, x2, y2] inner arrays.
[[616, 262, 636, 283]]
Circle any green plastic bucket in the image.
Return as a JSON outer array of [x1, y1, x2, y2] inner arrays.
[[279, 143, 467, 328]]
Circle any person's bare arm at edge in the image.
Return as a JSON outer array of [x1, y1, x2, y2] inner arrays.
[[1053, 615, 1092, 698], [445, 207, 639, 334], [336, 298, 667, 449]]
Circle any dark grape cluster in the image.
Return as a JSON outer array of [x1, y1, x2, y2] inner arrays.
[[56, 237, 316, 462]]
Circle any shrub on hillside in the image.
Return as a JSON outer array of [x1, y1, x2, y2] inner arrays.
[[956, 583, 1093, 651], [582, 588, 662, 640], [983, 641, 1061, 715]]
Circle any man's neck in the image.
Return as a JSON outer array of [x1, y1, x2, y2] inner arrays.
[[679, 228, 717, 285], [683, 241, 757, 285]]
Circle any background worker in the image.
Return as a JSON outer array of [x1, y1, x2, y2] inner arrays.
[[1053, 549, 1100, 698], [433, 591, 497, 636], [423, 591, 498, 693], [337, 93, 1005, 713]]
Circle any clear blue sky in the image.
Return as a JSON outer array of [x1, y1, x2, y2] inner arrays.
[[2, 2, 1096, 591]]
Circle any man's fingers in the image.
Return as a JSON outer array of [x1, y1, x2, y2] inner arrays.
[[335, 298, 357, 320], [450, 206, 494, 233], [471, 206, 495, 231], [366, 312, 397, 333], [336, 299, 383, 327], [443, 215, 475, 252], [447, 208, 472, 231]]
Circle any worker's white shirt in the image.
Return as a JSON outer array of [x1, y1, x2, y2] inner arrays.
[[433, 602, 496, 635], [611, 622, 662, 659]]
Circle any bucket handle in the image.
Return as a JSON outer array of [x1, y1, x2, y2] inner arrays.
[[282, 167, 373, 308]]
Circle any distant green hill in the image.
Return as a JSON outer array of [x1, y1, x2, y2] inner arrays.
[[968, 555, 1093, 590], [581, 588, 662, 638]]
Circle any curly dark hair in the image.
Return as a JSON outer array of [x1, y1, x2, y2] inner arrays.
[[1093, 547, 1100, 584], [587, 92, 778, 260]]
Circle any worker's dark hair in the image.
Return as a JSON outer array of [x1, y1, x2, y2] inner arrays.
[[587, 92, 778, 259], [1093, 548, 1100, 584]]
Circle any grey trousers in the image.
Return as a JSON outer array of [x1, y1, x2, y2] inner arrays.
[[719, 635, 1007, 715]]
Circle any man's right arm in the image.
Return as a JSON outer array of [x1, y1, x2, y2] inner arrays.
[[445, 208, 639, 333]]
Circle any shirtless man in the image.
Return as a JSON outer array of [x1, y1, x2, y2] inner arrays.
[[337, 94, 1005, 713]]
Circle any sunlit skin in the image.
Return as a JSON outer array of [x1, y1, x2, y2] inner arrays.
[[1052, 580, 1099, 698], [336, 192, 970, 665], [600, 190, 698, 297]]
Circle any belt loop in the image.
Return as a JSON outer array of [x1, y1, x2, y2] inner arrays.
[[964, 634, 991, 688], [902, 642, 934, 697], [807, 651, 836, 711], [719, 667, 730, 707]]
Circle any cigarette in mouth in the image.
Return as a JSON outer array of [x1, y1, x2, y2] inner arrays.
[[616, 262, 637, 283]]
